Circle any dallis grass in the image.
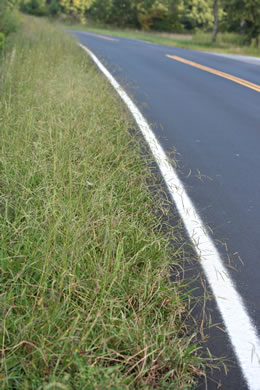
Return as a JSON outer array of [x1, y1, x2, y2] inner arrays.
[[67, 23, 260, 57], [0, 15, 209, 389]]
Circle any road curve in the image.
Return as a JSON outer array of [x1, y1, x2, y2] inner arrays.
[[70, 30, 260, 389]]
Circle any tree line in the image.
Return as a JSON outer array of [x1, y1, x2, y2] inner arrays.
[[1, 0, 260, 46]]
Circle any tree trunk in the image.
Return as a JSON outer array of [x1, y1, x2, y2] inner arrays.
[[212, 0, 218, 43]]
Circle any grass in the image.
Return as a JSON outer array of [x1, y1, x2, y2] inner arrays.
[[0, 15, 209, 389], [67, 22, 260, 57]]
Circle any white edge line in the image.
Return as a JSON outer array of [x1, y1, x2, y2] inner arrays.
[[79, 42, 260, 390], [205, 51, 260, 66]]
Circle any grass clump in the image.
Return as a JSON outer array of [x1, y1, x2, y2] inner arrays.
[[0, 16, 206, 389]]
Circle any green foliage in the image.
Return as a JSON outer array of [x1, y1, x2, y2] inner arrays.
[[178, 0, 224, 31], [88, 0, 113, 24], [104, 0, 139, 27], [59, 0, 95, 23], [88, 0, 183, 31], [20, 0, 62, 17], [0, 0, 20, 36], [18, 0, 260, 45], [88, 0, 137, 27], [136, 0, 182, 31], [48, 0, 60, 16], [0, 31, 6, 50], [20, 0, 48, 16], [91, 0, 258, 45], [179, 0, 213, 30], [86, 0, 223, 31], [223, 0, 260, 46], [16, 0, 260, 44]]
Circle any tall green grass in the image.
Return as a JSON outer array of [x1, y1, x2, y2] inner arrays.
[[0, 16, 207, 389]]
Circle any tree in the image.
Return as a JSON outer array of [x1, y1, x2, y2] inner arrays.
[[21, 0, 48, 16], [88, 0, 113, 24], [212, 0, 218, 42], [179, 0, 214, 30], [108, 0, 139, 27], [88, 0, 183, 31], [223, 0, 260, 46], [136, 0, 169, 30]]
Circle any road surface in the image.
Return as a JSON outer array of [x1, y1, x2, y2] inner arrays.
[[70, 30, 260, 389]]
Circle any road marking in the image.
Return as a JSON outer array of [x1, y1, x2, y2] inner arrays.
[[208, 52, 260, 66], [81, 31, 118, 42], [79, 43, 260, 390], [166, 54, 260, 92]]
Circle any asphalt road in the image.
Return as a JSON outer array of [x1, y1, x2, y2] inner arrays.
[[70, 30, 260, 389]]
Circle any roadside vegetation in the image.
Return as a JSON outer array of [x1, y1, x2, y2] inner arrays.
[[67, 23, 260, 57], [0, 0, 20, 51], [17, 0, 260, 57], [2, 1, 260, 56], [0, 14, 211, 389]]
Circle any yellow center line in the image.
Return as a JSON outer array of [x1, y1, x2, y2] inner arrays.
[[85, 32, 118, 42], [166, 54, 260, 93]]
